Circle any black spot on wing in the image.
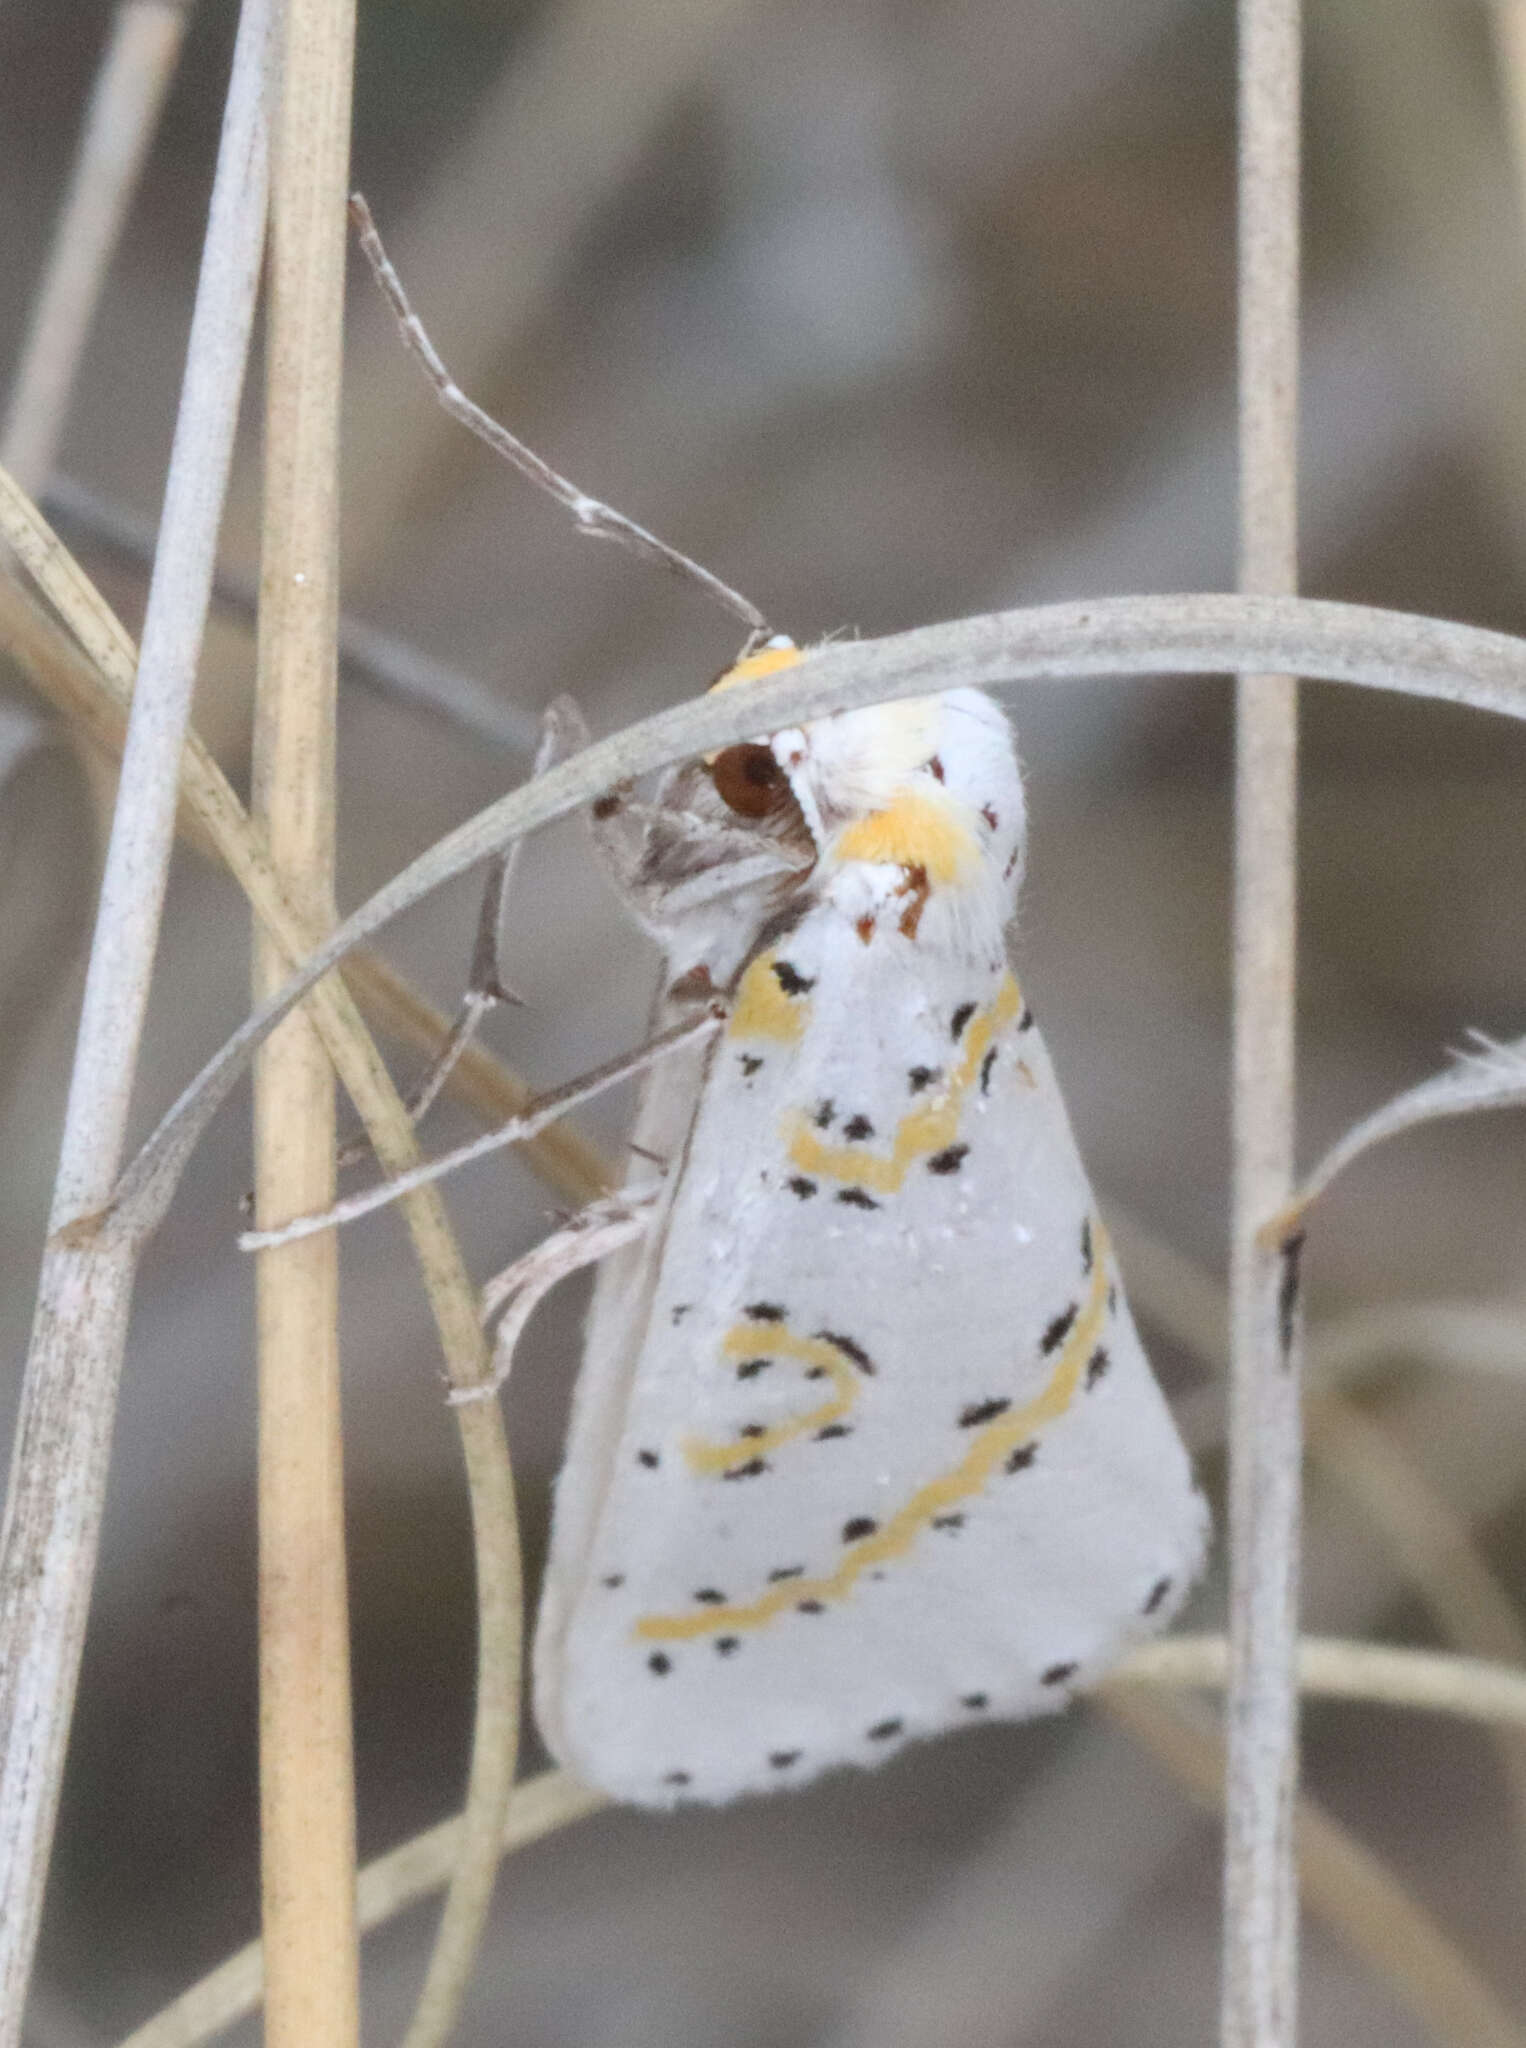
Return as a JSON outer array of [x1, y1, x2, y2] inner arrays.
[[769, 1749, 801, 1770], [907, 1065, 940, 1093], [980, 803, 998, 830], [1041, 1304, 1078, 1355], [1017, 1004, 1034, 1032], [836, 1187, 880, 1209], [950, 1001, 977, 1041], [746, 1301, 786, 1322], [693, 1588, 726, 1604], [928, 1144, 969, 1175], [867, 1718, 903, 1742], [797, 1599, 825, 1615], [772, 959, 815, 997], [932, 1513, 964, 1531], [1143, 1576, 1173, 1615], [1006, 1442, 1037, 1474], [637, 1448, 660, 1469], [648, 1653, 672, 1676], [768, 1565, 804, 1582], [787, 1176, 818, 1200], [815, 1423, 852, 1441], [601, 1573, 624, 1589], [663, 1769, 690, 1786], [843, 1113, 875, 1140], [739, 1054, 764, 1077], [715, 1637, 740, 1656], [738, 1422, 767, 1439], [1080, 1217, 1093, 1273], [670, 1303, 692, 1326], [1041, 1661, 1078, 1687], [813, 1099, 835, 1128], [961, 1692, 989, 1711], [735, 1357, 772, 1380], [816, 1330, 875, 1373], [842, 1516, 878, 1542], [959, 1397, 1010, 1427], [1085, 1346, 1110, 1390], [723, 1457, 768, 1480], [979, 1047, 997, 1093]]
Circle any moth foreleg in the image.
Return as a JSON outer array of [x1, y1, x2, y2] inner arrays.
[[589, 777, 806, 937], [337, 701, 583, 1167], [454, 1186, 660, 1404]]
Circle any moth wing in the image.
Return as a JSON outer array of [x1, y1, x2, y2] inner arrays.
[[534, 911, 1207, 1805]]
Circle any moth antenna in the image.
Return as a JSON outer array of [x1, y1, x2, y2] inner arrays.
[[349, 193, 770, 637]]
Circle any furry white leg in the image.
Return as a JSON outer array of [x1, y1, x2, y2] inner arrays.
[[454, 1188, 660, 1404]]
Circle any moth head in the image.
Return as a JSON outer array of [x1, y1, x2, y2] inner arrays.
[[706, 638, 1026, 908], [705, 637, 798, 820]]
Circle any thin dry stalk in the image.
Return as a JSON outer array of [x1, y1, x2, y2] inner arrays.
[[0, 8, 273, 2038], [238, 1010, 721, 1250], [41, 471, 542, 755], [251, 2, 360, 2038], [113, 1772, 607, 2048], [1109, 1687, 1526, 2048], [0, 1, 192, 492], [1117, 1636, 1526, 1731], [336, 944, 610, 1204], [0, 516, 597, 1203], [1226, 3, 1303, 2042], [1119, 1201, 1526, 1878], [117, 1634, 1526, 2048], [107, 589, 1526, 1250], [13, 460, 1526, 2039], [1286, 1035, 1526, 1222], [2, 437, 525, 2048]]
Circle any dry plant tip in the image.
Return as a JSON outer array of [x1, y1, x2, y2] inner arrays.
[[1256, 1196, 1310, 1252]]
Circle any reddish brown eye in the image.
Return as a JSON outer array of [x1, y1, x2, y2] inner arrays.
[[711, 743, 786, 818]]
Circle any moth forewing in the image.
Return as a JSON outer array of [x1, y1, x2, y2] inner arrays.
[[533, 744, 814, 1763], [533, 661, 1208, 1805]]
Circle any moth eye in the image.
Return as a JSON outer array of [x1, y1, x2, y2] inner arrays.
[[711, 744, 786, 819]]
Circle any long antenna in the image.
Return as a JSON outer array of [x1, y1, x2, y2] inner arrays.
[[349, 194, 770, 637]]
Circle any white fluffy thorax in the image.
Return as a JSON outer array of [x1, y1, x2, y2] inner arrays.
[[770, 687, 1026, 952]]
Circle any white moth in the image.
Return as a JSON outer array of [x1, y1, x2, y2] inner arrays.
[[534, 639, 1208, 1805]]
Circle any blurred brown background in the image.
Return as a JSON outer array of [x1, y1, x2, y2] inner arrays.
[[4, 1, 1526, 2041]]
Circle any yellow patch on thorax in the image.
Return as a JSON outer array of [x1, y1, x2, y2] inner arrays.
[[832, 790, 975, 885], [711, 642, 804, 693], [729, 948, 810, 1044]]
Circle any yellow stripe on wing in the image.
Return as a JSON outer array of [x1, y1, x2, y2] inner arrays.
[[634, 1224, 1108, 1643], [783, 974, 1021, 1194], [681, 1328, 864, 1476]]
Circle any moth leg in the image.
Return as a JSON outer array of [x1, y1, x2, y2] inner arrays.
[[452, 1186, 659, 1403], [338, 700, 584, 1167], [589, 775, 809, 939]]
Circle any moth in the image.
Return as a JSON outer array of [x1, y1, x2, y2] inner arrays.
[[532, 637, 1208, 1806]]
